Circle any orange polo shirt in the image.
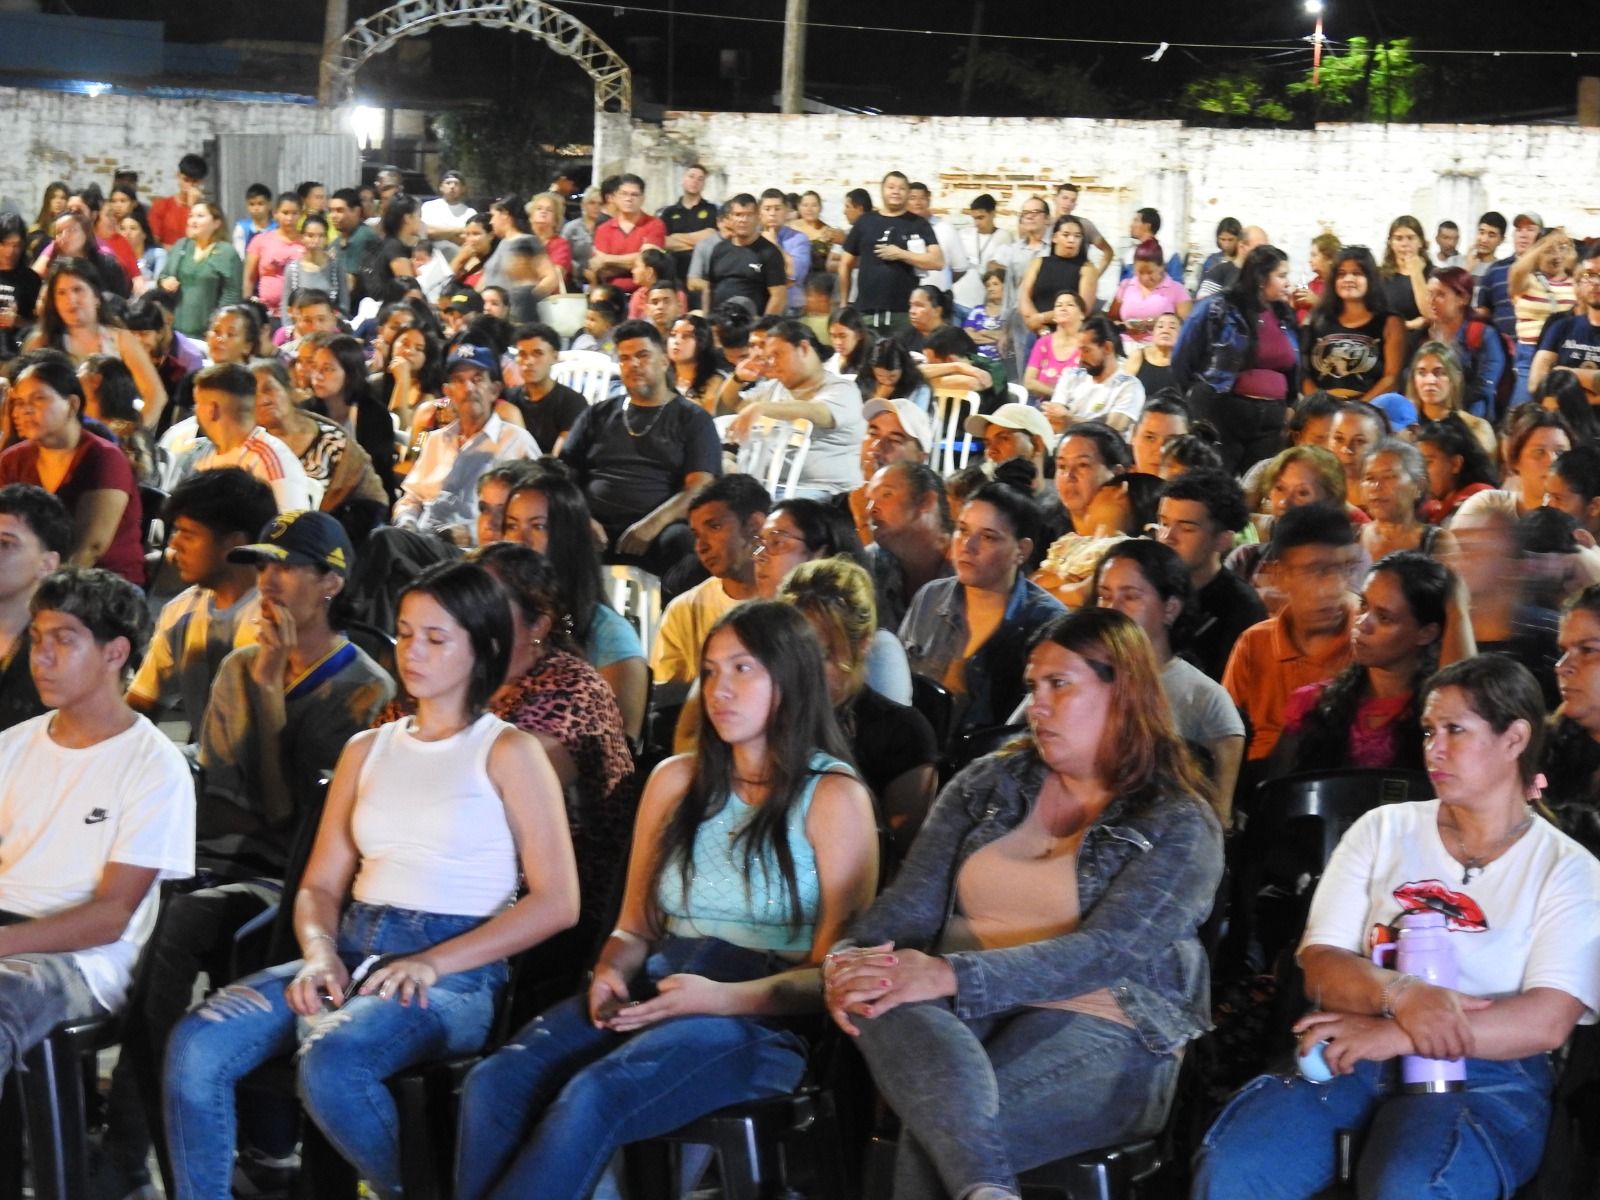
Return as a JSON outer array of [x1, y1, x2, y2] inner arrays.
[[1223, 602, 1355, 761]]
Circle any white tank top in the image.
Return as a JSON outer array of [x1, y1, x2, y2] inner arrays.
[[350, 711, 518, 916]]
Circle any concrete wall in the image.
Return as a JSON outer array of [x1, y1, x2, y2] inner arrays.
[[618, 112, 1600, 280], [1, 86, 344, 219]]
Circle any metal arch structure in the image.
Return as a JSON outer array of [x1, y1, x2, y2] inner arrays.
[[325, 0, 632, 113]]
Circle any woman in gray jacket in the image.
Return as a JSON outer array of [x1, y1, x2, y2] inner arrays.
[[825, 607, 1224, 1200]]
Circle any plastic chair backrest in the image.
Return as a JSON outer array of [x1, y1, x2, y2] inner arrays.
[[552, 350, 619, 406], [909, 673, 956, 753], [607, 564, 663, 657], [1254, 767, 1432, 871], [1007, 381, 1028, 406], [738, 415, 813, 499], [929, 389, 979, 475]]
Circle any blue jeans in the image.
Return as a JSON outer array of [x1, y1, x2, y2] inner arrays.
[[853, 1000, 1181, 1199], [0, 950, 108, 1092], [455, 938, 810, 1200], [1192, 1055, 1553, 1200], [1509, 341, 1536, 412], [164, 901, 507, 1200]]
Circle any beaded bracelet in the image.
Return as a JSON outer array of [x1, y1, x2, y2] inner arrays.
[[1381, 971, 1419, 1019]]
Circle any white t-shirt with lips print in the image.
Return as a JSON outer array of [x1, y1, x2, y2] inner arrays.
[[1301, 799, 1600, 1020]]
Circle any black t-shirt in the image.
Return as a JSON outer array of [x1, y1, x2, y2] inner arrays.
[[1193, 565, 1268, 682], [0, 267, 41, 360], [844, 686, 939, 800], [1381, 272, 1422, 324], [706, 236, 785, 313], [1304, 311, 1391, 395], [843, 210, 938, 314], [658, 198, 719, 282], [0, 642, 43, 734], [507, 381, 588, 452], [559, 393, 722, 531], [365, 236, 412, 298]]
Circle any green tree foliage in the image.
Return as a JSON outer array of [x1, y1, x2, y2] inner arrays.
[[435, 84, 591, 197], [1182, 73, 1293, 122], [1287, 36, 1424, 120], [949, 48, 1117, 117], [1181, 36, 1425, 125]]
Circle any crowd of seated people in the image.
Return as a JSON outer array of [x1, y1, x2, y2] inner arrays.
[[2, 154, 1600, 1200]]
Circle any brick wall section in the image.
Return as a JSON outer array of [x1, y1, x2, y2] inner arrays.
[[625, 112, 1600, 278], [2, 87, 341, 217]]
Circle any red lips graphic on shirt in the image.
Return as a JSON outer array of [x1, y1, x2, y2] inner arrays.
[[1392, 880, 1489, 932]]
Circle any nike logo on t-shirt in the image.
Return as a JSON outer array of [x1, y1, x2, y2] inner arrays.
[[84, 808, 108, 824]]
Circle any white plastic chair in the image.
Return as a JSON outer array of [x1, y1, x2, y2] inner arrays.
[[737, 416, 813, 500], [930, 389, 980, 476], [607, 564, 663, 658], [1007, 382, 1028, 406], [552, 350, 618, 406]]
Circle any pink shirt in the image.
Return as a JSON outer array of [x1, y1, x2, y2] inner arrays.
[[1027, 333, 1080, 390], [1113, 275, 1189, 343], [251, 228, 303, 311]]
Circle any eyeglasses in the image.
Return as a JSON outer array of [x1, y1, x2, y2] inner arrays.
[[1577, 272, 1600, 285], [752, 530, 808, 555]]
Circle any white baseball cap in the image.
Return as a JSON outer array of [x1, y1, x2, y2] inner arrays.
[[863, 398, 933, 453]]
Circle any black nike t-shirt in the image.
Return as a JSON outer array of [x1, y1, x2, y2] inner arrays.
[[706, 236, 786, 313], [658, 199, 719, 282]]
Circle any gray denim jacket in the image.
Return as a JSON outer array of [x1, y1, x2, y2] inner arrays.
[[848, 748, 1224, 1054]]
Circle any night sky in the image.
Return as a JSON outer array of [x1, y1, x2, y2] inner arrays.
[[79, 0, 1589, 120]]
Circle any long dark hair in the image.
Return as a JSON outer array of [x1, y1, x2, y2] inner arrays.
[[828, 306, 873, 375], [1225, 244, 1292, 356], [1312, 245, 1389, 323], [38, 258, 110, 346], [768, 498, 867, 567], [669, 314, 724, 395], [1537, 369, 1600, 445], [505, 463, 607, 642], [1414, 416, 1499, 494], [865, 338, 922, 400], [309, 333, 377, 411], [647, 601, 854, 938], [81, 354, 141, 422], [1544, 585, 1600, 824], [1091, 538, 1196, 651], [1047, 214, 1089, 265], [1290, 551, 1451, 773], [396, 560, 513, 714], [470, 542, 580, 655]]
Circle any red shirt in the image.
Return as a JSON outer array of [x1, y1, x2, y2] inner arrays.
[[592, 214, 667, 292], [0, 432, 143, 584], [148, 196, 191, 248]]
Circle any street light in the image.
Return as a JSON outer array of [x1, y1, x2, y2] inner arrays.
[[1305, 0, 1326, 87]]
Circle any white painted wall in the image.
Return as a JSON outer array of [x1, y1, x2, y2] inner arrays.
[[0, 86, 345, 219], [622, 111, 1600, 281]]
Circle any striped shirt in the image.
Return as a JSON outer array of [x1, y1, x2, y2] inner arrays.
[[195, 426, 314, 512]]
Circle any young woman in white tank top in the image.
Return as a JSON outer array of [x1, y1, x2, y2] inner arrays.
[[165, 560, 579, 1200]]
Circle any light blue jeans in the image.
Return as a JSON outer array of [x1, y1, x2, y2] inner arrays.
[[1191, 1055, 1553, 1200], [164, 901, 507, 1200]]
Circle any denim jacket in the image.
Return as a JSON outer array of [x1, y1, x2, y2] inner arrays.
[[898, 574, 1066, 732], [1171, 294, 1300, 399], [847, 749, 1224, 1054]]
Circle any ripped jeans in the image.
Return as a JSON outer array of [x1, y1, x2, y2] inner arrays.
[[164, 901, 506, 1200], [1191, 1055, 1553, 1200], [0, 949, 108, 1095]]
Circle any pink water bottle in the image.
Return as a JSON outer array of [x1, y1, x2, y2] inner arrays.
[[1371, 911, 1467, 1092]]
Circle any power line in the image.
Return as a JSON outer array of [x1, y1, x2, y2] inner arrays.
[[548, 0, 1600, 57]]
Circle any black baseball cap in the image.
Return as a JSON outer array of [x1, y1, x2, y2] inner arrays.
[[227, 510, 353, 577]]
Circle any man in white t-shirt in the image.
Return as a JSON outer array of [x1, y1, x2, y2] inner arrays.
[[650, 474, 768, 688], [953, 194, 1015, 311], [191, 363, 314, 512], [1046, 314, 1146, 436], [419, 170, 472, 245], [0, 567, 194, 1078]]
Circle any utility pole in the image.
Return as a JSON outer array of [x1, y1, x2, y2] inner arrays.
[[959, 0, 984, 116], [317, 0, 350, 105], [781, 0, 807, 114]]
